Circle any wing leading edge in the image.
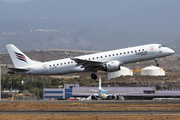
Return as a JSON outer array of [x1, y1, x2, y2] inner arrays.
[[65, 51, 104, 69]]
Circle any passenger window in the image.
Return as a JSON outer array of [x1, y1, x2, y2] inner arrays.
[[142, 49, 144, 51], [89, 58, 90, 60], [131, 51, 133, 53], [105, 55, 107, 57], [53, 64, 55, 66], [97, 57, 98, 59], [109, 55, 111, 57], [93, 58, 94, 59], [139, 50, 140, 51], [113, 54, 114, 56], [135, 50, 137, 52], [71, 61, 73, 63], [124, 52, 126, 54], [116, 53, 118, 55], [127, 52, 129, 53], [101, 56, 102, 58], [68, 62, 70, 64], [120, 53, 122, 55], [64, 62, 66, 64], [57, 64, 59, 66], [50, 65, 51, 67], [61, 63, 62, 65]]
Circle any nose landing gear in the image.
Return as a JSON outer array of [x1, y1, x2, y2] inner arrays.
[[155, 58, 159, 67]]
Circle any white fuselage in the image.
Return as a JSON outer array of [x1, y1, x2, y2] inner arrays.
[[20, 44, 174, 75]]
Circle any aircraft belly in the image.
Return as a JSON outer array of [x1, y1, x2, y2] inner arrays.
[[71, 66, 85, 72], [46, 65, 85, 75]]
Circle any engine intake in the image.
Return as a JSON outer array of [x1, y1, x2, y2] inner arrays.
[[111, 95, 116, 100], [91, 95, 96, 100]]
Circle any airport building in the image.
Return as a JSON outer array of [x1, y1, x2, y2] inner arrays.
[[43, 84, 180, 100], [43, 87, 72, 100]]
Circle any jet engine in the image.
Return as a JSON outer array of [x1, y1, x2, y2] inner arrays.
[[102, 60, 120, 72], [91, 95, 97, 100], [111, 95, 116, 100]]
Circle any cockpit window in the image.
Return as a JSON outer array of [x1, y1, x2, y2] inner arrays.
[[159, 45, 166, 48]]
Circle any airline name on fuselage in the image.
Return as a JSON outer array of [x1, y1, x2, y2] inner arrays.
[[135, 51, 148, 56]]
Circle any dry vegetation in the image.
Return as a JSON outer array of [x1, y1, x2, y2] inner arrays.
[[1, 102, 180, 120], [1, 114, 180, 120], [0, 102, 180, 111]]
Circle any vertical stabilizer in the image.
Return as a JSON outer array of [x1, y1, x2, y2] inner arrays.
[[99, 77, 101, 90], [6, 44, 35, 68]]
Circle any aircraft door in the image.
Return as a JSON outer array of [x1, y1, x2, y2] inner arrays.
[[150, 46, 155, 54], [42, 64, 48, 73]]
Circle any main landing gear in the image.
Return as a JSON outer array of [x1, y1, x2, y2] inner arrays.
[[155, 58, 159, 67], [91, 73, 97, 79]]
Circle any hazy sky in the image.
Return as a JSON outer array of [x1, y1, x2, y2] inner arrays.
[[0, 0, 179, 52], [2, 0, 32, 3]]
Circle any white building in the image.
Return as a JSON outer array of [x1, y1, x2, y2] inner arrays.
[[108, 66, 133, 79], [141, 66, 165, 76]]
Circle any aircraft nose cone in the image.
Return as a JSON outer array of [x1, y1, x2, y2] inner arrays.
[[169, 49, 175, 54]]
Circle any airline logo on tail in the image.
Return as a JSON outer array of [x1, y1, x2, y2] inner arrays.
[[14, 51, 27, 63]]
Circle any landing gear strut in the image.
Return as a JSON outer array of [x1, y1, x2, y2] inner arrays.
[[91, 73, 97, 79], [155, 58, 159, 67]]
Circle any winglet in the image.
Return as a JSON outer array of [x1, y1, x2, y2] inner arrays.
[[65, 51, 74, 59]]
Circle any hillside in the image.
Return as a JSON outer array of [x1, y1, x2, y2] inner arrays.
[[0, 0, 180, 52]]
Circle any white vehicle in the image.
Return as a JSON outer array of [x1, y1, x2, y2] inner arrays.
[[6, 44, 174, 79]]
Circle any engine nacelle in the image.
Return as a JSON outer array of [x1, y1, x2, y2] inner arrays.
[[91, 95, 97, 100], [111, 95, 116, 100], [102, 60, 121, 72]]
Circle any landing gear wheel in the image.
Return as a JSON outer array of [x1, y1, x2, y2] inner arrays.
[[156, 63, 159, 67], [155, 58, 160, 67], [91, 73, 97, 79]]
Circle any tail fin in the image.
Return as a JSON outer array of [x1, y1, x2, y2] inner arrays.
[[6, 44, 35, 68], [99, 77, 101, 90]]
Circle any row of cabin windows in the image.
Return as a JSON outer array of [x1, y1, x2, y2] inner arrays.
[[49, 49, 145, 67], [50, 61, 74, 67], [86, 49, 144, 60]]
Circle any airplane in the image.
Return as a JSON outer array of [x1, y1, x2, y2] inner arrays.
[[6, 44, 175, 79], [88, 77, 118, 100]]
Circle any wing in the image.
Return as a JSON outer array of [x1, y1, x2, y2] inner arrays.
[[65, 51, 104, 70], [73, 92, 99, 96], [108, 92, 141, 96], [103, 89, 111, 91]]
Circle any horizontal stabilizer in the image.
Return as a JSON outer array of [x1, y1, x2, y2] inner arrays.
[[8, 68, 29, 72]]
